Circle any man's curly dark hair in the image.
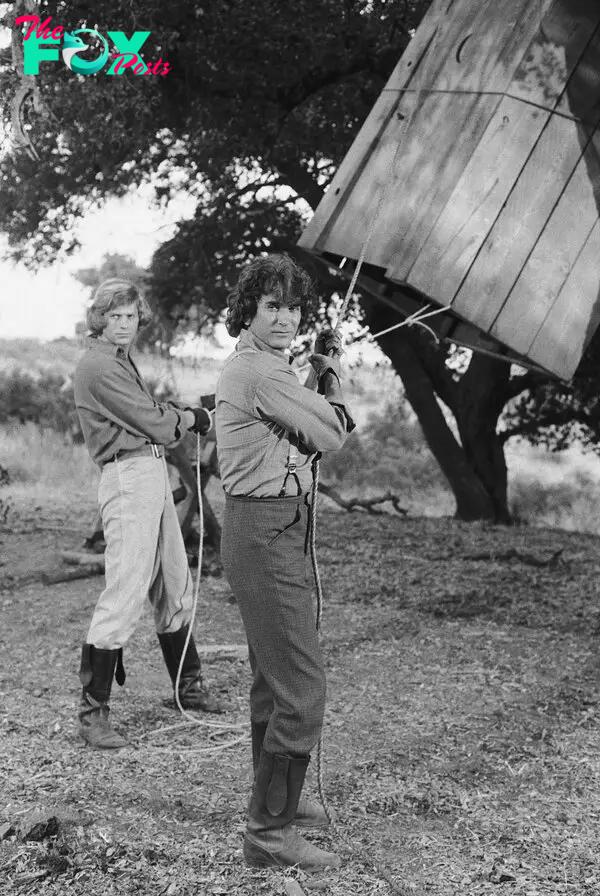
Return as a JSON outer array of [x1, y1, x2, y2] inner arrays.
[[225, 253, 316, 338]]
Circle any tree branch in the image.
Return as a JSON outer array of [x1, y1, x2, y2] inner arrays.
[[319, 482, 408, 516], [499, 406, 590, 444], [275, 43, 405, 116], [224, 175, 287, 206], [497, 370, 550, 405], [270, 157, 324, 209]]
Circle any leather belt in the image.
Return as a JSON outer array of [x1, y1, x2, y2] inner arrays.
[[103, 444, 165, 466]]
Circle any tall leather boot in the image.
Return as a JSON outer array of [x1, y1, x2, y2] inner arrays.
[[157, 625, 226, 713], [244, 748, 340, 871], [251, 721, 330, 830], [79, 643, 127, 749]]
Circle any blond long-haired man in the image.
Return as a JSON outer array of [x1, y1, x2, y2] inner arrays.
[[73, 278, 226, 749]]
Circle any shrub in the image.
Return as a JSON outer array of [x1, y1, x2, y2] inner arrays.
[[321, 398, 450, 503], [0, 368, 78, 437], [0, 366, 181, 444], [510, 469, 600, 532]]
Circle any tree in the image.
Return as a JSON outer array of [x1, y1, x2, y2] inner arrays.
[[1, 0, 597, 522]]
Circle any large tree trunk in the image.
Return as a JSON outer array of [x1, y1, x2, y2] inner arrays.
[[367, 302, 510, 522], [453, 354, 512, 523], [377, 329, 495, 521]]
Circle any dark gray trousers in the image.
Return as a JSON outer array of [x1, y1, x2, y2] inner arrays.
[[221, 492, 326, 755]]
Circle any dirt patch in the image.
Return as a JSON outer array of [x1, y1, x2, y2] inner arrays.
[[1, 504, 600, 895]]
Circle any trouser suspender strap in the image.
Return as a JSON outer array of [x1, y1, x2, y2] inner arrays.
[[278, 436, 302, 497]]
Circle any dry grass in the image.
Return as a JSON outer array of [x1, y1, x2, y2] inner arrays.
[[1, 503, 599, 896], [0, 424, 99, 493]]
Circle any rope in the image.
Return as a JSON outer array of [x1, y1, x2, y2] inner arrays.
[[381, 86, 586, 127], [140, 432, 246, 747], [307, 12, 449, 895], [295, 303, 449, 376], [369, 304, 446, 343]]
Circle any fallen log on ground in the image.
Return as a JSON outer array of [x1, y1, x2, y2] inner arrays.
[[43, 550, 222, 586], [60, 551, 105, 566], [41, 565, 103, 585], [462, 548, 564, 568]]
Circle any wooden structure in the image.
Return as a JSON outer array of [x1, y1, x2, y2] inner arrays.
[[298, 0, 600, 380]]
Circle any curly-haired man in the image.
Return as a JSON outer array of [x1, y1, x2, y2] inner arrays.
[[216, 254, 355, 870], [74, 278, 226, 749]]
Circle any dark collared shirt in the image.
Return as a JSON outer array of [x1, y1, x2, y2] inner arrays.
[[216, 329, 354, 497], [74, 338, 186, 466]]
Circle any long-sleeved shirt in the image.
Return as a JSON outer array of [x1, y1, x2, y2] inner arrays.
[[216, 328, 354, 497], [74, 338, 187, 466]]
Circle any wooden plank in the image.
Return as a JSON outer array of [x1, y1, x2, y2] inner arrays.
[[406, 96, 549, 300], [407, 2, 600, 303], [299, 0, 557, 258], [557, 12, 600, 126], [305, 95, 501, 272], [298, 0, 444, 253], [484, 0, 558, 93], [491, 128, 600, 364], [508, 0, 600, 117], [297, 87, 402, 255], [451, 111, 586, 331], [386, 0, 555, 94], [321, 0, 579, 279], [381, 92, 504, 283], [524, 25, 600, 377], [299, 0, 527, 255], [528, 219, 600, 378], [299, 0, 600, 379]]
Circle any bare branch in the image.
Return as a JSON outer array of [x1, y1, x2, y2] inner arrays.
[[319, 481, 408, 516]]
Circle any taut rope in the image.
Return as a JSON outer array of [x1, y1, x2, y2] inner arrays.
[[307, 11, 452, 894]]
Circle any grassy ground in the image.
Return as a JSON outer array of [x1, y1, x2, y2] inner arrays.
[[1, 486, 599, 896]]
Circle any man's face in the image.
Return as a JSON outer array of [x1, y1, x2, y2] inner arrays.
[[100, 301, 140, 350], [248, 293, 301, 351]]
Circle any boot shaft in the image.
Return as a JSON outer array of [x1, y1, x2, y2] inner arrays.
[[157, 625, 201, 686], [244, 747, 339, 871], [79, 644, 125, 705], [249, 748, 310, 832]]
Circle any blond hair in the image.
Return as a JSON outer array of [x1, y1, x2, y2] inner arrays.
[[86, 278, 152, 336]]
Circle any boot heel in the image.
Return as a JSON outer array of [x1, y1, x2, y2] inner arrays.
[[243, 838, 278, 868]]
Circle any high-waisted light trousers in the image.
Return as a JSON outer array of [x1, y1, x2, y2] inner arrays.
[[86, 454, 193, 649]]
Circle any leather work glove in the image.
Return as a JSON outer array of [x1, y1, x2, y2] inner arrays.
[[309, 327, 343, 381], [308, 352, 341, 382], [314, 328, 343, 358], [186, 406, 213, 436], [200, 393, 216, 412]]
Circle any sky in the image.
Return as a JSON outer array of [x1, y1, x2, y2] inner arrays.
[[0, 184, 379, 363], [0, 185, 216, 341]]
